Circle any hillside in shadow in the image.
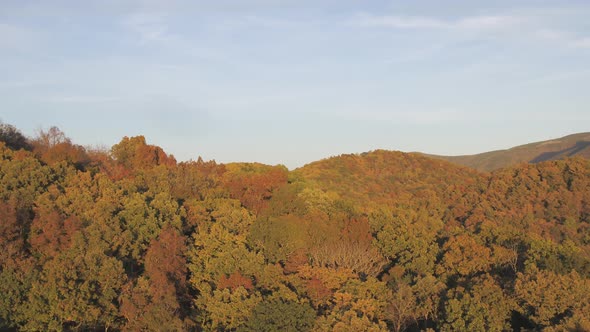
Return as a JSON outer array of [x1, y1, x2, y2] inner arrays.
[[429, 132, 590, 171]]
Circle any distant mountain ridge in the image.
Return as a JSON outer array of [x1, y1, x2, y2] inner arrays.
[[427, 132, 590, 172]]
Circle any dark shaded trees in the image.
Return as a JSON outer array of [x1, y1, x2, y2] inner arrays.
[[0, 122, 31, 151]]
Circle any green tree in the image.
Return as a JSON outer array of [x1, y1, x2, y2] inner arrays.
[[23, 232, 126, 331], [238, 297, 315, 332], [441, 276, 513, 332], [515, 267, 590, 329]]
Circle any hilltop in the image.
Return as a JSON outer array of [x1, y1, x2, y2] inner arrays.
[[427, 132, 590, 171]]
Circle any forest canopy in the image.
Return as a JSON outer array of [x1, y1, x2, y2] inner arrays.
[[1, 122, 589, 331]]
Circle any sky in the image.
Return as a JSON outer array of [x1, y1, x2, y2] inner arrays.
[[1, 0, 589, 169]]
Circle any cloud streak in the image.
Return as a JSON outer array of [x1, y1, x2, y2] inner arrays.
[[536, 29, 590, 49], [355, 12, 590, 52], [354, 13, 523, 31], [333, 108, 467, 126], [572, 37, 590, 48], [43, 96, 120, 104]]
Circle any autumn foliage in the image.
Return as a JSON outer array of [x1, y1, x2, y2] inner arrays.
[[1, 123, 590, 331]]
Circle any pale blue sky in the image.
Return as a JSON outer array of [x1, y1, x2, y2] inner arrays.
[[1, 0, 589, 168]]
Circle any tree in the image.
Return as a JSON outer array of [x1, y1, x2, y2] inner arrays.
[[0, 122, 31, 151], [187, 207, 265, 330], [249, 214, 308, 265], [309, 217, 385, 278], [441, 276, 513, 332], [315, 277, 390, 332], [0, 201, 26, 267], [29, 198, 81, 260], [514, 267, 590, 329], [370, 208, 441, 277], [222, 163, 288, 214], [29, 127, 90, 168], [0, 143, 52, 209], [387, 282, 418, 332], [412, 274, 445, 328], [23, 233, 126, 331], [117, 191, 184, 265], [170, 158, 227, 201], [238, 297, 316, 332], [437, 234, 492, 278], [0, 262, 37, 329], [111, 136, 176, 172], [120, 227, 191, 331]]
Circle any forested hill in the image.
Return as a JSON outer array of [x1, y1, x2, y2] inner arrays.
[[428, 132, 590, 172], [1, 122, 590, 331], [295, 150, 481, 206]]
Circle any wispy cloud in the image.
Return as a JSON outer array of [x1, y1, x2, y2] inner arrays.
[[457, 16, 521, 30], [356, 12, 590, 52], [222, 15, 300, 29], [43, 96, 120, 104], [571, 37, 590, 49], [120, 12, 232, 63], [334, 108, 466, 125], [536, 29, 590, 49], [354, 13, 523, 31], [354, 15, 445, 29], [0, 80, 49, 89], [122, 12, 173, 44], [519, 69, 590, 87]]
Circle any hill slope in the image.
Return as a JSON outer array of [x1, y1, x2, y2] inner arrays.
[[429, 132, 590, 171], [294, 150, 482, 210]]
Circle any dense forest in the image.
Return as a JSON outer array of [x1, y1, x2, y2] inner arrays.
[[1, 121, 589, 331]]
